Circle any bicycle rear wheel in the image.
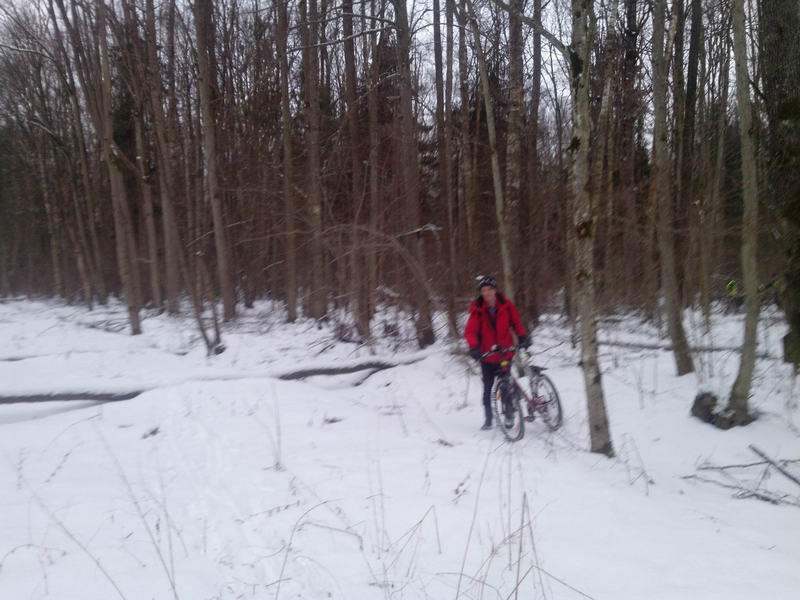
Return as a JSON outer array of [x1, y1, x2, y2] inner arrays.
[[492, 377, 524, 442], [534, 374, 563, 431]]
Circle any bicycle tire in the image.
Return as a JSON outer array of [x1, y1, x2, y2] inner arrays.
[[534, 373, 563, 431], [492, 376, 525, 442]]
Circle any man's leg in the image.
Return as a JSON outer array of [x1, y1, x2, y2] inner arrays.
[[480, 362, 498, 428]]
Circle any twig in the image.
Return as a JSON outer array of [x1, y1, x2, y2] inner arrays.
[[698, 458, 800, 472], [523, 493, 548, 598], [681, 474, 800, 506], [455, 451, 491, 599], [21, 485, 128, 599], [299, 520, 364, 550], [275, 501, 332, 600], [749, 445, 800, 488], [96, 429, 180, 600]]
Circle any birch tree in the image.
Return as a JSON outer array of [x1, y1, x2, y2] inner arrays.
[[726, 0, 759, 423]]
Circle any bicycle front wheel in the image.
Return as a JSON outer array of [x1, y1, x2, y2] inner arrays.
[[534, 374, 563, 431], [492, 377, 525, 442]]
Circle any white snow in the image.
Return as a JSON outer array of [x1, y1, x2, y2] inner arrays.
[[0, 299, 798, 599]]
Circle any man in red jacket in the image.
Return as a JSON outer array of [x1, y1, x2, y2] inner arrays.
[[465, 275, 531, 430]]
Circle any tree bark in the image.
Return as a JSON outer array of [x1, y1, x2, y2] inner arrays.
[[366, 0, 382, 319], [653, 0, 694, 375], [458, 0, 475, 270], [570, 0, 614, 457], [392, 0, 435, 347], [505, 0, 524, 300], [759, 0, 800, 367], [727, 0, 759, 423], [98, 0, 141, 334], [194, 0, 236, 320], [435, 0, 458, 337], [524, 0, 543, 322], [37, 146, 64, 299], [134, 112, 162, 309], [144, 0, 181, 314], [342, 0, 369, 338], [300, 0, 326, 320], [277, 0, 298, 322], [465, 0, 514, 298]]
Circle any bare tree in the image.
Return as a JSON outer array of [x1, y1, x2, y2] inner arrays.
[[300, 0, 326, 320], [194, 0, 236, 320], [392, 0, 435, 347], [465, 0, 514, 297], [277, 0, 298, 322], [652, 0, 694, 375], [726, 0, 759, 423], [98, 0, 142, 333], [569, 0, 614, 456]]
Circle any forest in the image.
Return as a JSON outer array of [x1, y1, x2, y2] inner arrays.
[[0, 0, 799, 449]]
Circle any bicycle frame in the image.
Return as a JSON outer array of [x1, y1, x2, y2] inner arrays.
[[482, 346, 537, 404]]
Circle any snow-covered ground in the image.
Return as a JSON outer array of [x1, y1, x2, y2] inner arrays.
[[1, 299, 798, 599]]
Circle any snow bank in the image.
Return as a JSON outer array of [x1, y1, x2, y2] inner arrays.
[[1, 300, 798, 599]]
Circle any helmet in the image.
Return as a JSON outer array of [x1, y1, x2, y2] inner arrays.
[[477, 275, 497, 290]]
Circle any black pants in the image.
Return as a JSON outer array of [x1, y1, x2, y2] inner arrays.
[[480, 362, 501, 421]]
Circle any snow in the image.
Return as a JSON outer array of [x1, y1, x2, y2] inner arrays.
[[1, 299, 798, 599]]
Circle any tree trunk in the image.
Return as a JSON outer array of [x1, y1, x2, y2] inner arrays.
[[458, 0, 475, 271], [134, 112, 162, 309], [570, 0, 614, 457], [300, 0, 326, 320], [277, 0, 298, 322], [680, 0, 703, 233], [37, 147, 64, 298], [700, 25, 730, 331], [145, 0, 180, 314], [98, 0, 141, 334], [366, 1, 382, 319], [465, 0, 514, 298], [759, 0, 800, 367], [653, 0, 694, 375], [671, 0, 688, 301], [194, 0, 236, 320], [435, 0, 458, 337], [524, 0, 543, 322], [342, 0, 369, 338], [392, 0, 435, 347], [727, 0, 759, 423], [505, 0, 524, 301]]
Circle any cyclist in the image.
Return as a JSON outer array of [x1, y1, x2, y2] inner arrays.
[[465, 275, 531, 430]]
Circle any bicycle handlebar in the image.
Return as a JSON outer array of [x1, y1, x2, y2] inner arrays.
[[479, 346, 518, 360]]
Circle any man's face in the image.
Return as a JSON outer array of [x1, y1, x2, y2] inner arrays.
[[481, 286, 497, 305]]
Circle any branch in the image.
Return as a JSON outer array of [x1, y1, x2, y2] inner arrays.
[[0, 42, 53, 61], [749, 445, 800, 489], [681, 474, 800, 507], [289, 26, 391, 52], [110, 141, 140, 176], [486, 0, 568, 59]]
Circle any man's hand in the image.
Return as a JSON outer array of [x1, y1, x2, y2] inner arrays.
[[518, 334, 531, 349], [469, 347, 482, 361]]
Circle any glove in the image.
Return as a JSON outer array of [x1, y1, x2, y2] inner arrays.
[[518, 334, 531, 349], [469, 347, 482, 361]]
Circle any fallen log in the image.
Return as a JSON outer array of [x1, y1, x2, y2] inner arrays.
[[0, 352, 433, 404], [0, 392, 141, 405], [275, 356, 426, 381]]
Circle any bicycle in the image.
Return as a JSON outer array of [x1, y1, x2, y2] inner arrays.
[[480, 346, 564, 442]]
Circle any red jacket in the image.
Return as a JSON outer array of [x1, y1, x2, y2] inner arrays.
[[464, 293, 527, 363]]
